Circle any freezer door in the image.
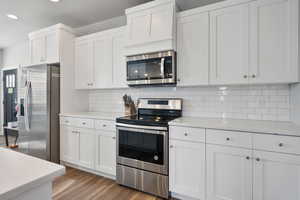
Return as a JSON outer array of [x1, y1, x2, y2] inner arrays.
[[18, 64, 49, 160]]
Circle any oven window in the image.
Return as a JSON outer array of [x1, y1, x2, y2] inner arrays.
[[127, 56, 173, 81], [118, 129, 164, 165]]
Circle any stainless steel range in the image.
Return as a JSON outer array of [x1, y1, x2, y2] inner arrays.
[[116, 98, 182, 199]]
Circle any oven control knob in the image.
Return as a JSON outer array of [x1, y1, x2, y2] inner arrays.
[[154, 155, 159, 161]]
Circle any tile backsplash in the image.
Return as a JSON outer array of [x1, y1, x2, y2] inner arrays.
[[89, 84, 291, 121]]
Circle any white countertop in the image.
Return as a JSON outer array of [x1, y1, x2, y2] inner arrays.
[[60, 112, 123, 121], [169, 117, 300, 137], [0, 148, 65, 200]]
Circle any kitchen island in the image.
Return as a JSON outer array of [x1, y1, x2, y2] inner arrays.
[[0, 147, 65, 200]]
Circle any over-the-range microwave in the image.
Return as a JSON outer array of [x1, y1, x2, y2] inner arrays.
[[126, 50, 176, 86]]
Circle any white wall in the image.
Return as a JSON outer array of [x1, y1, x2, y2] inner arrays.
[[2, 40, 30, 67], [89, 85, 291, 122]]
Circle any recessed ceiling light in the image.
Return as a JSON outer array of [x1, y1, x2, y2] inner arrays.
[[50, 0, 61, 2], [7, 14, 18, 20]]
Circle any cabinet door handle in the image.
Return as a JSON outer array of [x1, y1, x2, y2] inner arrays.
[[170, 145, 174, 148], [82, 122, 86, 125], [246, 156, 250, 160], [243, 75, 248, 79], [112, 136, 116, 140], [252, 74, 256, 78], [226, 137, 230, 141], [256, 158, 260, 162], [184, 133, 188, 136], [177, 78, 181, 82], [102, 124, 107, 127]]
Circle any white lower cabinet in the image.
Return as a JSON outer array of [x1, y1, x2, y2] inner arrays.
[[60, 116, 116, 177], [169, 139, 206, 199], [60, 125, 79, 164], [206, 144, 252, 200], [77, 128, 95, 169], [253, 151, 300, 200], [95, 131, 116, 176]]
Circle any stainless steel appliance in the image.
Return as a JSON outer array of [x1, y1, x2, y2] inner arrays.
[[116, 98, 182, 199], [126, 51, 176, 86], [18, 64, 60, 163]]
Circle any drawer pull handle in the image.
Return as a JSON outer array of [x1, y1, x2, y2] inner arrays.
[[184, 133, 188, 136], [246, 156, 250, 160], [226, 137, 230, 141], [278, 143, 284, 147], [103, 124, 107, 127], [82, 122, 86, 125], [170, 145, 174, 148], [256, 158, 260, 162], [112, 136, 116, 140]]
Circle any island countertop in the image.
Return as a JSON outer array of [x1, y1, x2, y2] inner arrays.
[[0, 148, 65, 200]]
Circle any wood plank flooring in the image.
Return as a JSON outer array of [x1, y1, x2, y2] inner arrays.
[[53, 167, 172, 200]]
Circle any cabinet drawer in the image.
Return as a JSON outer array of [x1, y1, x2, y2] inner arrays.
[[206, 129, 252, 148], [73, 118, 94, 129], [169, 126, 205, 142], [95, 120, 115, 131], [60, 116, 75, 126], [253, 134, 300, 155]]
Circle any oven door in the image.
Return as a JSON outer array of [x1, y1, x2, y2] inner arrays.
[[116, 124, 168, 175], [126, 51, 176, 86]]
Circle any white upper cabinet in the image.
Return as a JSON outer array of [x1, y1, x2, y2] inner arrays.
[[75, 27, 126, 89], [125, 0, 177, 55], [29, 24, 72, 65], [177, 11, 209, 86], [93, 36, 113, 89], [249, 0, 299, 84], [207, 145, 252, 200], [75, 40, 93, 89], [210, 4, 250, 85], [112, 33, 128, 88], [253, 151, 300, 200]]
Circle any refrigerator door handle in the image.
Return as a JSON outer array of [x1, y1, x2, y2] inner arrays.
[[24, 81, 31, 131]]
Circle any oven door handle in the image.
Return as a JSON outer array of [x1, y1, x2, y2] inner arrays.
[[160, 57, 165, 79], [116, 124, 167, 135]]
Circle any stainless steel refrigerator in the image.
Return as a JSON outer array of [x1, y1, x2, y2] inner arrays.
[[18, 64, 60, 163]]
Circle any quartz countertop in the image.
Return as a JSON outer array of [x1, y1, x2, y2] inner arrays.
[[169, 117, 300, 137], [60, 112, 123, 121], [0, 148, 65, 200]]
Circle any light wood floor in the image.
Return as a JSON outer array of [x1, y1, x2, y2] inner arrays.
[[53, 167, 172, 200]]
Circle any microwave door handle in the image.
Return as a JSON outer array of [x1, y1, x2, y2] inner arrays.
[[160, 58, 165, 79]]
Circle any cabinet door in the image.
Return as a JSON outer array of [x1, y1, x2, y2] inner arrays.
[[177, 12, 209, 86], [93, 36, 113, 89], [207, 145, 252, 200], [60, 125, 79, 164], [75, 40, 93, 89], [253, 151, 300, 200], [112, 34, 128, 88], [45, 31, 59, 63], [95, 131, 116, 176], [169, 140, 206, 199], [150, 4, 173, 41], [127, 13, 151, 46], [249, 0, 298, 83], [78, 128, 95, 169], [210, 4, 249, 85], [30, 36, 46, 64]]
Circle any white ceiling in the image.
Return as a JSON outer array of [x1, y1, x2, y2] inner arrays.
[[0, 0, 223, 48]]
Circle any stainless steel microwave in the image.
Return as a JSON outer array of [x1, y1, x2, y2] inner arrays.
[[126, 51, 176, 86]]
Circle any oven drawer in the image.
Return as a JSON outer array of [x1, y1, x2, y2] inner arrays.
[[253, 134, 300, 155], [116, 165, 168, 199], [169, 126, 205, 142], [206, 129, 252, 149], [95, 120, 115, 131]]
